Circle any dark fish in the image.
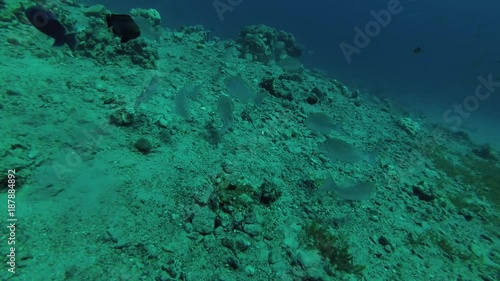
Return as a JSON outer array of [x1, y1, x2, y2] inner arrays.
[[24, 6, 77, 50], [106, 14, 141, 43], [413, 47, 422, 54]]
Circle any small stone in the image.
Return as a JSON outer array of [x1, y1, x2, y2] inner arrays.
[[95, 84, 106, 92], [469, 242, 483, 257], [396, 117, 421, 136], [6, 89, 21, 96], [157, 118, 169, 128], [192, 206, 216, 234], [83, 4, 107, 17], [296, 249, 322, 269], [134, 138, 153, 154], [383, 245, 392, 253], [245, 265, 256, 276], [109, 108, 134, 126], [306, 95, 318, 105], [243, 223, 263, 236], [28, 149, 39, 159], [7, 37, 20, 46], [221, 160, 234, 174], [378, 235, 394, 253], [235, 237, 251, 252]]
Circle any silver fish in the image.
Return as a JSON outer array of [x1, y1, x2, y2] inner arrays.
[[318, 173, 375, 201], [134, 75, 159, 108], [217, 95, 234, 134], [319, 138, 377, 166], [305, 113, 342, 134]]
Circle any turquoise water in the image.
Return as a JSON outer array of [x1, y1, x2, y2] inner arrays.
[[1, 1, 499, 280]]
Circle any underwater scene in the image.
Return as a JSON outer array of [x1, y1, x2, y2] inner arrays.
[[0, 0, 499, 280]]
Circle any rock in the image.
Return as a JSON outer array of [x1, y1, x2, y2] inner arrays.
[[234, 235, 252, 251], [157, 117, 169, 128], [259, 181, 282, 205], [109, 108, 134, 126], [412, 184, 435, 201], [396, 117, 421, 136], [243, 223, 263, 236], [83, 5, 107, 17], [192, 206, 216, 234], [6, 89, 21, 96], [296, 249, 322, 269], [237, 24, 303, 64], [130, 8, 161, 27], [221, 160, 234, 174]]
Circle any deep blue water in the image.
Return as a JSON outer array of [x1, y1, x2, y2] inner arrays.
[[84, 0, 500, 123]]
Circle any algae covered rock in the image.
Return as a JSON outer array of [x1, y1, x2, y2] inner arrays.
[[237, 24, 303, 64], [82, 4, 107, 18], [396, 117, 421, 136], [130, 8, 161, 27]]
